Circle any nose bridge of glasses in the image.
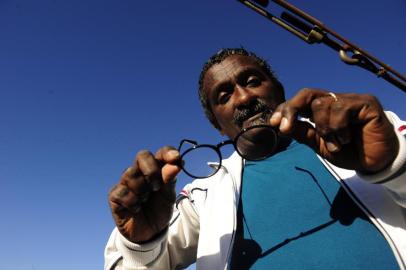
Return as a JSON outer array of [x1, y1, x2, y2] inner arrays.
[[216, 139, 234, 149]]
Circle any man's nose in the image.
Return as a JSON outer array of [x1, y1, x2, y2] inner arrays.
[[234, 85, 255, 108]]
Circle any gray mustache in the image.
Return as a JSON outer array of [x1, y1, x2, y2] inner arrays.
[[232, 99, 270, 127]]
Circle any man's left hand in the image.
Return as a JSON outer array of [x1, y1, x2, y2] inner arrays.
[[269, 88, 399, 173]]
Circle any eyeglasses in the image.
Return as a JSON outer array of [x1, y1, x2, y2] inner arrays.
[[177, 125, 279, 179]]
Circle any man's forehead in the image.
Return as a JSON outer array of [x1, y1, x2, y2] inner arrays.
[[204, 55, 262, 86]]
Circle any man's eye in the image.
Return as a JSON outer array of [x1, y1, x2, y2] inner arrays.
[[246, 76, 261, 87], [218, 92, 231, 104]]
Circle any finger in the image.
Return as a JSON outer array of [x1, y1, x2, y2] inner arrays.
[[155, 146, 181, 164], [291, 121, 341, 156], [335, 128, 352, 145], [270, 88, 328, 134], [323, 134, 341, 153], [311, 95, 333, 137], [155, 146, 182, 184], [269, 112, 282, 130], [136, 150, 163, 191], [121, 166, 139, 182], [270, 102, 297, 134], [109, 184, 142, 215], [290, 120, 318, 150], [309, 95, 343, 152], [311, 95, 357, 152], [309, 92, 358, 153], [328, 102, 352, 145], [121, 166, 151, 196], [283, 88, 327, 118], [162, 164, 181, 184]]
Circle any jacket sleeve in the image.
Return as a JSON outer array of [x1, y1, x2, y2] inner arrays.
[[104, 184, 200, 270], [357, 111, 406, 207]]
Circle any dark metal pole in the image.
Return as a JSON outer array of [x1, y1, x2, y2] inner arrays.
[[237, 0, 406, 92]]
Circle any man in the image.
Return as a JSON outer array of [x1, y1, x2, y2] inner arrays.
[[105, 48, 406, 270]]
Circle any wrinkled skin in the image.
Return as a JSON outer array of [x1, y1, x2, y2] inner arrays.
[[109, 54, 399, 243]]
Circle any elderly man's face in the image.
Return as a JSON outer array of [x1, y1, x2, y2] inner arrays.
[[202, 55, 285, 139]]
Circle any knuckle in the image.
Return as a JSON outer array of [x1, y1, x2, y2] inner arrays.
[[137, 149, 152, 159], [161, 145, 176, 152], [280, 101, 292, 113], [122, 166, 135, 179], [356, 94, 383, 112], [330, 100, 344, 111], [298, 87, 325, 100], [108, 184, 119, 197], [114, 185, 139, 206], [274, 102, 286, 115], [109, 185, 128, 204], [156, 145, 177, 157], [116, 184, 130, 198], [274, 103, 284, 112], [123, 173, 150, 193], [360, 93, 375, 100], [316, 125, 331, 136], [360, 94, 378, 105], [298, 88, 313, 96], [280, 107, 290, 117], [121, 168, 135, 183], [311, 98, 324, 110], [329, 119, 347, 130], [136, 151, 161, 176]]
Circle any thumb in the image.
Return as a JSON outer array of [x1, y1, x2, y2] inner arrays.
[[162, 163, 181, 184], [155, 147, 182, 184]]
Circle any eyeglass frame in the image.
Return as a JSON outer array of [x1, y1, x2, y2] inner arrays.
[[177, 124, 279, 179]]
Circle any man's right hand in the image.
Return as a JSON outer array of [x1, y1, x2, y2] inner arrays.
[[108, 146, 182, 243]]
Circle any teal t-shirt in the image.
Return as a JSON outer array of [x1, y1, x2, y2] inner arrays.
[[230, 140, 398, 269]]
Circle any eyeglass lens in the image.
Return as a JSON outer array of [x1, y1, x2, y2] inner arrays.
[[181, 145, 221, 178]]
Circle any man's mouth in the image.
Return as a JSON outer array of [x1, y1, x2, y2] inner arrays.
[[233, 99, 272, 128], [242, 110, 272, 129]]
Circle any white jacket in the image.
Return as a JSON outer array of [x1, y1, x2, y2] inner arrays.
[[105, 112, 406, 270]]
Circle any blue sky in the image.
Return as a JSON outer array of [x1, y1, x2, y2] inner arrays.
[[0, 0, 405, 269]]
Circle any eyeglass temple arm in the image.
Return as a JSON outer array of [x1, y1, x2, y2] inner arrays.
[[178, 139, 199, 151], [237, 0, 406, 92]]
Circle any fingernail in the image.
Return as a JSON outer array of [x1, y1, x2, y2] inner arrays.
[[280, 117, 289, 131], [167, 150, 180, 159], [326, 141, 339, 152], [270, 112, 282, 124]]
